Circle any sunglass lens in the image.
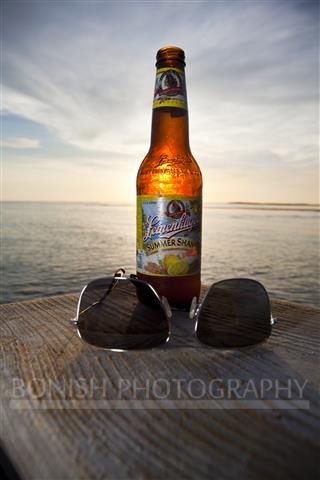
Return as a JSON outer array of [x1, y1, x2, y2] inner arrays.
[[77, 278, 169, 350], [196, 279, 272, 347]]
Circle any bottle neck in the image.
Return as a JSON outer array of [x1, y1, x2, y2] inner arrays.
[[150, 62, 190, 153]]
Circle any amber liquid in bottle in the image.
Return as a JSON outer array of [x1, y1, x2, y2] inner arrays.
[[136, 46, 202, 309]]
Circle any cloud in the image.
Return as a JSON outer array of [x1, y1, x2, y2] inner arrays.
[[3, 3, 318, 150], [2, 1, 318, 202], [2, 137, 40, 149]]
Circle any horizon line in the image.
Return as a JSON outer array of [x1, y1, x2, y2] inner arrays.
[[1, 200, 319, 207]]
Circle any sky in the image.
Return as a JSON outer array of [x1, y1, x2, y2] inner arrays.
[[1, 0, 319, 204]]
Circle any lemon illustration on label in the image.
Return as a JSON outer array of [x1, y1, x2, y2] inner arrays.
[[167, 259, 189, 276], [164, 255, 180, 272]]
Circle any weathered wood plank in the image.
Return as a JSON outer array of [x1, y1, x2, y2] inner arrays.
[[0, 291, 319, 480]]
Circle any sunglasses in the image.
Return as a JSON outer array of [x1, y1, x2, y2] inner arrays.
[[70, 269, 277, 351]]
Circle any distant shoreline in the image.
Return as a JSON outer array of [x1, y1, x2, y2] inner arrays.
[[2, 201, 319, 213], [2, 200, 320, 207], [228, 202, 319, 207]]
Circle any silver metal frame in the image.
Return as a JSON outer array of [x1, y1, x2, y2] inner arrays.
[[70, 275, 172, 325], [70, 275, 173, 351], [192, 278, 277, 330], [70, 273, 276, 351]]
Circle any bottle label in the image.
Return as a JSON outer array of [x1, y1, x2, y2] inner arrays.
[[137, 195, 201, 276], [153, 67, 188, 110]]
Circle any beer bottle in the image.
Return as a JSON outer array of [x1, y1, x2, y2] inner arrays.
[[136, 46, 202, 309]]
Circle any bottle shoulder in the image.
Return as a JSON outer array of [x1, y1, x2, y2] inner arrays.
[[138, 149, 202, 175], [137, 149, 202, 196]]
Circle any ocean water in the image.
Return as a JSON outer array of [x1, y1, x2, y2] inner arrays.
[[1, 202, 319, 308]]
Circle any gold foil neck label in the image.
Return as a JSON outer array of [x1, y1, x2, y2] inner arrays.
[[153, 68, 188, 110]]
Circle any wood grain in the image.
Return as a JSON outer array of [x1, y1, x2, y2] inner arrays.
[[0, 289, 319, 480]]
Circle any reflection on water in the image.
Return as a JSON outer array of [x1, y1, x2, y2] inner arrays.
[[1, 202, 319, 307]]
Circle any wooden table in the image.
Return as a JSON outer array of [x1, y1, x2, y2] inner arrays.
[[1, 290, 319, 480]]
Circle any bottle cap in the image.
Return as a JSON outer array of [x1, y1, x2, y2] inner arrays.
[[156, 46, 186, 67]]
